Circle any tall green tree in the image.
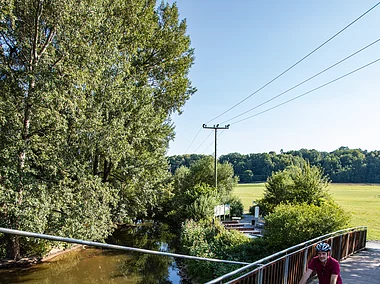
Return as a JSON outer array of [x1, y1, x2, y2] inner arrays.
[[0, 0, 195, 259], [257, 162, 331, 214], [168, 157, 238, 225]]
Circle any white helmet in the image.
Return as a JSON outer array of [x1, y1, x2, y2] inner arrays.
[[316, 242, 331, 252]]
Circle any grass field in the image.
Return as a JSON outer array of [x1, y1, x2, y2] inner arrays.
[[234, 183, 380, 240]]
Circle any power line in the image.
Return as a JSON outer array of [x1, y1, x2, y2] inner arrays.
[[202, 140, 215, 155], [193, 130, 213, 152], [202, 130, 226, 154], [185, 126, 202, 153], [180, 2, 380, 154], [205, 1, 380, 124], [220, 37, 380, 125], [231, 57, 380, 125]]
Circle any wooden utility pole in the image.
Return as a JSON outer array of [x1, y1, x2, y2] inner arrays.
[[202, 124, 230, 188]]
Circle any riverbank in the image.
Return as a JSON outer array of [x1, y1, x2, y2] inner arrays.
[[0, 245, 83, 269], [0, 223, 184, 284]]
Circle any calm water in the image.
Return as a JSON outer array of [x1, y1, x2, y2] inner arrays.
[[0, 223, 184, 284]]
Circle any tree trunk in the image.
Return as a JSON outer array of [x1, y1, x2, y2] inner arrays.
[[103, 159, 112, 182], [5, 234, 21, 260], [10, 83, 33, 260], [5, 0, 56, 261], [93, 148, 99, 175]]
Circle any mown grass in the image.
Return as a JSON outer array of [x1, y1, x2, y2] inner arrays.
[[234, 183, 380, 240]]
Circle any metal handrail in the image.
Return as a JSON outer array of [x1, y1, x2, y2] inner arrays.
[[0, 227, 250, 265], [0, 226, 367, 283], [206, 226, 367, 284]]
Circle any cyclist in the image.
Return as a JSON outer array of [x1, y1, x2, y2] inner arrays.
[[299, 242, 342, 284]]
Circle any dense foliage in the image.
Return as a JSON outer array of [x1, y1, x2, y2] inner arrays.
[[167, 154, 208, 174], [258, 163, 350, 250], [225, 195, 244, 217], [166, 156, 240, 225], [0, 0, 195, 259], [175, 160, 349, 282], [264, 202, 350, 250], [168, 147, 380, 183], [180, 219, 269, 283], [257, 162, 331, 214]]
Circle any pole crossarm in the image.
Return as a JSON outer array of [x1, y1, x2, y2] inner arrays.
[[202, 124, 230, 130], [0, 227, 249, 265]]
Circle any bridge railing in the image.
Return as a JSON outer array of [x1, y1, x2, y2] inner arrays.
[[206, 226, 367, 284], [0, 227, 249, 266]]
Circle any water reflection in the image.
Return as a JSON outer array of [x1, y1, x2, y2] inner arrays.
[[0, 223, 183, 284]]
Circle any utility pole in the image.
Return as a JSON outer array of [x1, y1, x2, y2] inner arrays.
[[202, 124, 230, 188]]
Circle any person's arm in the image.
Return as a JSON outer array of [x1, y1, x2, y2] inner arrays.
[[299, 268, 313, 284], [330, 274, 338, 284], [330, 258, 341, 284]]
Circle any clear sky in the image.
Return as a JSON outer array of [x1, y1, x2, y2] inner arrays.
[[166, 0, 380, 157]]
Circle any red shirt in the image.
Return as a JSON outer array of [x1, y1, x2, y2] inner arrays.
[[308, 256, 342, 284]]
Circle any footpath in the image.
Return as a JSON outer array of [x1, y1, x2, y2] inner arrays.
[[310, 241, 380, 283]]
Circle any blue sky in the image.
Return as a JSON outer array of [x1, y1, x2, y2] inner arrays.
[[167, 0, 380, 156]]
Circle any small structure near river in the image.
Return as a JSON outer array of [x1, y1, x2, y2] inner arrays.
[[221, 214, 263, 238]]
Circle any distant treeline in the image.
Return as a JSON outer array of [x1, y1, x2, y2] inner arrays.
[[167, 147, 380, 183]]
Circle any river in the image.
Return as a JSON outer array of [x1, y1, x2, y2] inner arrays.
[[0, 223, 187, 283]]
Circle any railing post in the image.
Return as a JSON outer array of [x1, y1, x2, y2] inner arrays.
[[345, 233, 350, 257], [258, 266, 263, 284], [338, 235, 343, 261], [352, 231, 357, 253], [283, 255, 290, 284], [359, 228, 365, 250], [303, 247, 309, 273]]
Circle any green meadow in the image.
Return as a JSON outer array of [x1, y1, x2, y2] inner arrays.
[[234, 183, 380, 240]]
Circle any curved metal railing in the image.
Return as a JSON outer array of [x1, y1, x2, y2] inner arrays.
[[0, 227, 249, 265], [206, 226, 367, 284], [0, 226, 367, 283]]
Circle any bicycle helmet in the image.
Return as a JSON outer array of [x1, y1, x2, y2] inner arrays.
[[316, 242, 331, 252]]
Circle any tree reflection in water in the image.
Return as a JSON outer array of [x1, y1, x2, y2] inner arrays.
[[0, 223, 183, 284], [107, 222, 180, 284]]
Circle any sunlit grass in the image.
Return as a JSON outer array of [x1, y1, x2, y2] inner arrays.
[[234, 183, 266, 213], [328, 183, 380, 241], [234, 183, 380, 240]]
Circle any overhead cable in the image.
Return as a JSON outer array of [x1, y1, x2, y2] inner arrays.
[[202, 130, 225, 154], [202, 140, 214, 155], [205, 1, 380, 124], [221, 37, 380, 124], [185, 127, 202, 153], [194, 131, 213, 152], [230, 57, 380, 125]]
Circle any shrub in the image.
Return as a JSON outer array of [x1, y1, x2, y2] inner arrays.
[[226, 195, 244, 217], [264, 202, 350, 250], [186, 193, 218, 222], [181, 219, 251, 282], [257, 162, 330, 215]]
